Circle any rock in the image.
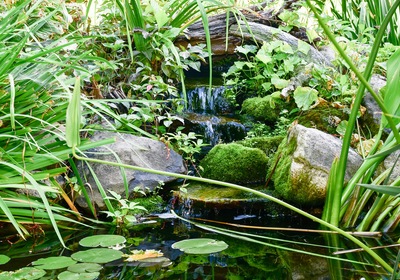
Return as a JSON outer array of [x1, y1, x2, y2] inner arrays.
[[382, 149, 400, 184], [200, 143, 269, 184], [361, 74, 386, 134], [76, 131, 186, 210], [268, 124, 363, 206]]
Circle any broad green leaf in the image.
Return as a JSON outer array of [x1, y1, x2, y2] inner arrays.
[[32, 256, 76, 270], [171, 238, 228, 254], [71, 248, 123, 264], [271, 76, 289, 89], [384, 48, 400, 127], [294, 86, 318, 110], [256, 53, 272, 64], [58, 271, 100, 280], [0, 267, 46, 280], [0, 255, 10, 265], [279, 42, 294, 54], [235, 45, 257, 55], [67, 263, 102, 273], [336, 120, 348, 135], [79, 235, 126, 248], [66, 77, 81, 148], [298, 40, 311, 55]]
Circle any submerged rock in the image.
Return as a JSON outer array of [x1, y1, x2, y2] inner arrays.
[[76, 131, 186, 210], [268, 124, 363, 206], [200, 143, 268, 184]]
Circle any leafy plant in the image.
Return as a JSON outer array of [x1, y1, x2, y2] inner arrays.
[[101, 190, 147, 227]]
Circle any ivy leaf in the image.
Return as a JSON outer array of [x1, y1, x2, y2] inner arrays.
[[271, 76, 289, 89], [294, 86, 318, 110], [298, 40, 311, 55]]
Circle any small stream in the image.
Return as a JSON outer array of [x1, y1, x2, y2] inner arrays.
[[181, 81, 247, 148]]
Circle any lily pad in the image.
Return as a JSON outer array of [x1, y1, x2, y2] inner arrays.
[[79, 235, 126, 248], [0, 255, 10, 265], [0, 267, 46, 280], [32, 256, 76, 270], [67, 263, 102, 273], [171, 238, 228, 254], [58, 271, 99, 280], [71, 248, 123, 264]]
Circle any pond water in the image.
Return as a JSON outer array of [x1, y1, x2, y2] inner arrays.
[[1, 205, 398, 280]]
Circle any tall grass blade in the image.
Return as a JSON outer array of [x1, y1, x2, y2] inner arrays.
[[66, 77, 81, 148], [384, 48, 400, 127]]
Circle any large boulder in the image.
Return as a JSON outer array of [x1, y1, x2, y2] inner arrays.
[[76, 131, 186, 210], [268, 124, 363, 206], [200, 143, 269, 184]]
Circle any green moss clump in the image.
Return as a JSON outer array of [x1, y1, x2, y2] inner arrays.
[[200, 143, 268, 184], [242, 96, 287, 123], [236, 136, 284, 157], [297, 104, 348, 135], [267, 136, 297, 202], [267, 134, 324, 206]]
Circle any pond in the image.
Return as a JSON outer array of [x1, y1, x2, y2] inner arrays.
[[1, 203, 398, 280]]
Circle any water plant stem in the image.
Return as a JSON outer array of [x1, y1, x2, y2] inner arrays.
[[71, 146, 393, 272]]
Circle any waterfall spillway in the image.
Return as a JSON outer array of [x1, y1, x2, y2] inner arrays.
[[182, 85, 246, 147]]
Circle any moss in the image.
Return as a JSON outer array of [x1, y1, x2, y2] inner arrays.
[[236, 136, 284, 157], [296, 104, 348, 135], [131, 195, 165, 214], [267, 135, 325, 206], [200, 143, 269, 184], [241, 96, 287, 123]]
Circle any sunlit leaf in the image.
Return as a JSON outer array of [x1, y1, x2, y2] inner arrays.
[[66, 77, 81, 148], [71, 248, 123, 264], [79, 235, 126, 248], [293, 86, 318, 110], [0, 255, 10, 265], [67, 263, 102, 273], [298, 40, 311, 55], [0, 267, 46, 280], [58, 271, 100, 280], [32, 256, 76, 270], [172, 238, 228, 254]]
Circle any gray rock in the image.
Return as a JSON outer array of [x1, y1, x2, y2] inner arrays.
[[269, 124, 363, 205], [362, 74, 386, 132], [382, 149, 400, 184], [76, 131, 186, 210]]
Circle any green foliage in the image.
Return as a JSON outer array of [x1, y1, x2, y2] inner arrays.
[[101, 190, 148, 227], [330, 0, 400, 45], [79, 235, 126, 248], [162, 130, 207, 163], [223, 42, 305, 99]]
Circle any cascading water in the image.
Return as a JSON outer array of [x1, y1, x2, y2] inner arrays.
[[182, 84, 247, 147]]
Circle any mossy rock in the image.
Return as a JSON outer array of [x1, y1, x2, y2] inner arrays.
[[236, 136, 284, 157], [241, 96, 288, 123], [296, 104, 348, 135], [200, 143, 268, 184]]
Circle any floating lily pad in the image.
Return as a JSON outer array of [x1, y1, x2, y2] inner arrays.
[[79, 235, 126, 248], [57, 271, 99, 280], [32, 256, 77, 270], [123, 249, 164, 262], [71, 248, 123, 264], [0, 255, 10, 265], [172, 238, 228, 254], [0, 267, 46, 280], [67, 263, 102, 273]]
